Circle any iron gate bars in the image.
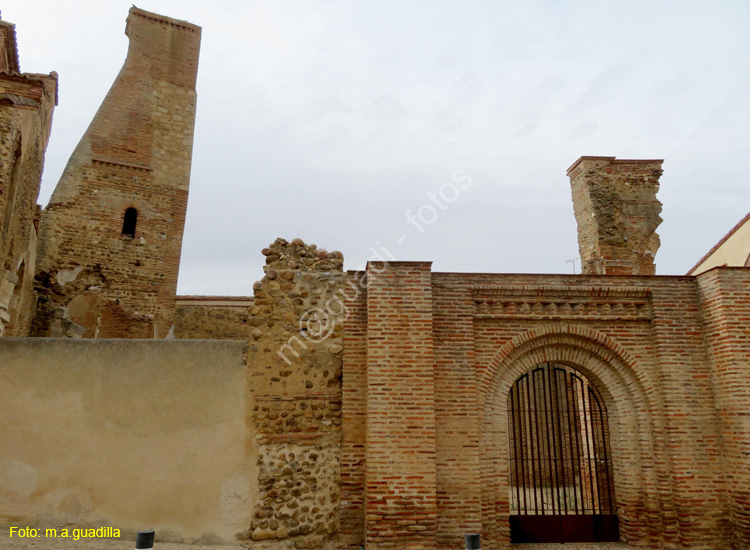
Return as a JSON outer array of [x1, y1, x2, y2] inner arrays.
[[508, 362, 616, 517]]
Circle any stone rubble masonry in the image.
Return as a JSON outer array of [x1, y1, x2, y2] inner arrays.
[[174, 295, 254, 339], [241, 237, 345, 549], [32, 7, 200, 338], [0, 15, 57, 336], [568, 156, 664, 276]]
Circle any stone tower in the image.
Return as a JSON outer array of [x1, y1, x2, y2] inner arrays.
[[0, 16, 57, 336], [567, 156, 664, 275], [34, 7, 201, 338]]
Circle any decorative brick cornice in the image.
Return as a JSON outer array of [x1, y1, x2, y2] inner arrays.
[[129, 7, 200, 34], [472, 285, 652, 320], [0, 92, 37, 108], [92, 158, 152, 173], [0, 72, 56, 104]]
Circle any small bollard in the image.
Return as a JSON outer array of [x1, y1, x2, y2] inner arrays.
[[465, 532, 481, 550], [135, 530, 155, 550]]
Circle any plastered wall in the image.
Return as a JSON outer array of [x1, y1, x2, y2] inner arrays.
[[0, 338, 254, 543], [690, 214, 750, 275]]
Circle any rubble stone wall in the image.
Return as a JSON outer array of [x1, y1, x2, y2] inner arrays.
[[242, 238, 345, 550], [174, 296, 254, 340]]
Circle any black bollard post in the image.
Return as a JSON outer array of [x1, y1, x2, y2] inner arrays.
[[465, 533, 481, 550], [135, 531, 155, 550]]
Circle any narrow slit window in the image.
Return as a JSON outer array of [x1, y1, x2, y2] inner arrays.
[[122, 207, 137, 238]]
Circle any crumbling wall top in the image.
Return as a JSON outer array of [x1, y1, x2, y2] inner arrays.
[[0, 18, 21, 74], [261, 238, 344, 274], [568, 156, 664, 275]]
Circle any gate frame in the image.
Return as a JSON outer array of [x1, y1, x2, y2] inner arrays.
[[478, 325, 667, 549], [507, 362, 619, 542]]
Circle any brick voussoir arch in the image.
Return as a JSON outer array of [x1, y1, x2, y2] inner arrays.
[[477, 324, 665, 549], [480, 323, 644, 397]]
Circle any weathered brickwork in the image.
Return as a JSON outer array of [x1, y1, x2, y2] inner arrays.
[[339, 271, 368, 549], [32, 8, 200, 338], [340, 266, 739, 549], [364, 261, 438, 549], [0, 17, 57, 337], [568, 157, 663, 276], [2, 8, 750, 549], [174, 296, 254, 339], [242, 238, 345, 549], [696, 268, 750, 550]]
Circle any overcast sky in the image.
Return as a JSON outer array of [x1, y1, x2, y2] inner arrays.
[[3, 0, 749, 295]]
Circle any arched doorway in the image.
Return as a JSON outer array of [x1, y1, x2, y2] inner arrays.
[[507, 362, 619, 543]]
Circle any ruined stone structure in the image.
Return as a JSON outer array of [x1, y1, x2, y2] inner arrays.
[[569, 156, 663, 276], [0, 16, 57, 336], [33, 8, 200, 338], [1, 7, 750, 550], [243, 238, 345, 545]]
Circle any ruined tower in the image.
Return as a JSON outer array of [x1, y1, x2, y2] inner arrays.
[[0, 16, 57, 336], [34, 7, 201, 338], [567, 156, 664, 275]]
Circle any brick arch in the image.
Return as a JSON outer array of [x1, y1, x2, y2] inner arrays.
[[478, 325, 668, 549]]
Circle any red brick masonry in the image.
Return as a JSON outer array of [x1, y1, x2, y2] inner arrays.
[[341, 264, 749, 550]]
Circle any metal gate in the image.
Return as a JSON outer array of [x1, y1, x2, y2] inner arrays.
[[507, 362, 619, 543]]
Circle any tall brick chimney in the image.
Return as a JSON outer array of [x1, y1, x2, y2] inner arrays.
[[568, 156, 663, 275]]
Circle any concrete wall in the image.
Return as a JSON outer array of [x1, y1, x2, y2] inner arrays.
[[0, 338, 253, 544]]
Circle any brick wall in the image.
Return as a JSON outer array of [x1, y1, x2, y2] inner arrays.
[[365, 261, 438, 549], [33, 7, 200, 338], [697, 267, 750, 549], [0, 20, 20, 73], [340, 270, 368, 549], [340, 263, 739, 549]]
